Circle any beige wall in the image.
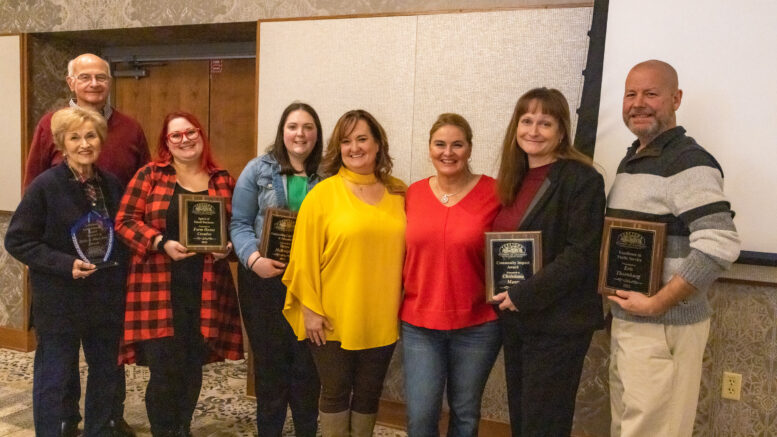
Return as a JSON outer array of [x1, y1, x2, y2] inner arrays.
[[2, 1, 777, 436]]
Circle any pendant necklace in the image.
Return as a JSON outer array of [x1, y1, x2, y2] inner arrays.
[[437, 175, 470, 204]]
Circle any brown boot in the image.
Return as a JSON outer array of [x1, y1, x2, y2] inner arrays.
[[349, 412, 376, 437], [319, 410, 350, 437]]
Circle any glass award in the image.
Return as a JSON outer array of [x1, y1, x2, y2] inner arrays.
[[70, 210, 119, 269]]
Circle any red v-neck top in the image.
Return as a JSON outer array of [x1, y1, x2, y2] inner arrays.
[[492, 163, 552, 232], [401, 175, 501, 329]]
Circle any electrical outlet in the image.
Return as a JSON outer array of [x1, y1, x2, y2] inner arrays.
[[721, 371, 742, 400]]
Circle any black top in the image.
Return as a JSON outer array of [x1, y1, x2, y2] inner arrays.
[[167, 184, 206, 313]]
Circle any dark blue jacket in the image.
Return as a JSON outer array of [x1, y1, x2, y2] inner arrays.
[[5, 162, 128, 333]]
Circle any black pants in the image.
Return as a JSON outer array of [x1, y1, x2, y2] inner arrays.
[[238, 266, 320, 437], [140, 303, 206, 436], [500, 322, 593, 437], [308, 341, 395, 414], [33, 325, 123, 437]]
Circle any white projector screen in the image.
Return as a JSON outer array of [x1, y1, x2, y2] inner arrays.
[[257, 8, 593, 185], [594, 0, 777, 255]]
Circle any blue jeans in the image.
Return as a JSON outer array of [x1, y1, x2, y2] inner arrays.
[[401, 321, 501, 437]]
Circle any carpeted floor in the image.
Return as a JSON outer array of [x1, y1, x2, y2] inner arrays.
[[0, 348, 406, 436]]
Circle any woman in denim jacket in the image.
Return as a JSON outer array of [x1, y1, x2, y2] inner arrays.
[[230, 102, 324, 436]]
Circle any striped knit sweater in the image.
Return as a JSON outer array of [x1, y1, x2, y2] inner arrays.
[[606, 126, 740, 325]]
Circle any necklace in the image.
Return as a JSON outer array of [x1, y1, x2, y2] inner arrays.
[[436, 175, 472, 204]]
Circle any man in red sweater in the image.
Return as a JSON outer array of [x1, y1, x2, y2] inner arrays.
[[24, 53, 148, 437], [24, 53, 149, 188]]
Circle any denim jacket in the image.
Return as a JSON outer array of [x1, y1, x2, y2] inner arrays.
[[230, 153, 321, 267]]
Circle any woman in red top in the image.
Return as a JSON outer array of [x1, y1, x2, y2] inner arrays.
[[115, 112, 242, 437], [400, 113, 501, 437]]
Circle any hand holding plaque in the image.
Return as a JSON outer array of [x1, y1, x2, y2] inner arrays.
[[178, 194, 228, 253], [260, 208, 297, 264], [598, 218, 666, 296], [485, 231, 542, 303], [70, 210, 119, 269]]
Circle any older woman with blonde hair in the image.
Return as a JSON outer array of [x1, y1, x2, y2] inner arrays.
[[282, 109, 406, 437], [5, 107, 128, 436]]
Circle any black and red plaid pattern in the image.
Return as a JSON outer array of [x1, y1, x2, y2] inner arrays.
[[115, 161, 243, 364]]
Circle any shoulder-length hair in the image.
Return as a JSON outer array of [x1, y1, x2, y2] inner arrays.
[[156, 111, 220, 173], [496, 87, 592, 205], [320, 109, 395, 184], [267, 102, 323, 176], [50, 107, 107, 152]]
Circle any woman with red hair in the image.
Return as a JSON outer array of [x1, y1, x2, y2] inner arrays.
[[115, 112, 243, 437]]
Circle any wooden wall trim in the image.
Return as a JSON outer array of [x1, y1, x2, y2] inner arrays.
[[0, 325, 36, 352], [377, 398, 511, 437], [257, 2, 594, 25]]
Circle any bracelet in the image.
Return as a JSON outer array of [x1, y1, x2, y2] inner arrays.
[[249, 255, 262, 270], [156, 235, 169, 252]]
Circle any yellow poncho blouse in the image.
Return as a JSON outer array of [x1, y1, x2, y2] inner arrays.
[[282, 168, 406, 350]]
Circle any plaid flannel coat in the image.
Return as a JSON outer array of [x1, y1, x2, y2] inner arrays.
[[115, 161, 243, 364]]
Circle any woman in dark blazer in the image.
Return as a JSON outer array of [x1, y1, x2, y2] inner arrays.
[[491, 88, 605, 437], [5, 107, 127, 437]]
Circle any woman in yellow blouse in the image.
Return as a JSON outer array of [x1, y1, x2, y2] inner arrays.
[[282, 109, 406, 437]]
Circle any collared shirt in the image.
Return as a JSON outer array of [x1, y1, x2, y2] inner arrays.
[[68, 98, 113, 120]]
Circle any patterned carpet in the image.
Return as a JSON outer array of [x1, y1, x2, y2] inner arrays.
[[0, 348, 406, 436]]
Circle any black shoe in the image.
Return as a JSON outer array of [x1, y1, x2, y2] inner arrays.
[[60, 420, 81, 437], [108, 418, 137, 437]]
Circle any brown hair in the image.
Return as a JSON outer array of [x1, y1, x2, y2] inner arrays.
[[321, 109, 403, 192], [496, 87, 592, 205], [50, 106, 107, 151], [429, 113, 473, 145], [267, 102, 323, 176]]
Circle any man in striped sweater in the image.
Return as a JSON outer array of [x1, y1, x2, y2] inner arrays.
[[606, 60, 740, 437]]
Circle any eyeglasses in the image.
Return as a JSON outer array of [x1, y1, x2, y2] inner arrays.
[[72, 74, 110, 84], [166, 128, 201, 144]]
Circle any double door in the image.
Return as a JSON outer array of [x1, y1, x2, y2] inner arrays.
[[114, 58, 256, 180]]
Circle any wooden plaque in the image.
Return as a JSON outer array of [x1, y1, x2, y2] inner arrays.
[[598, 217, 666, 296], [178, 194, 228, 253], [485, 231, 542, 303], [259, 208, 297, 264]]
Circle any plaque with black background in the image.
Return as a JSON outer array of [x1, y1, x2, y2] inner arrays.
[[259, 208, 297, 264], [70, 210, 119, 269], [485, 231, 542, 303], [178, 194, 228, 253], [598, 218, 666, 296]]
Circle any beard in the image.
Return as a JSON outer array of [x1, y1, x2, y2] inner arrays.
[[624, 111, 669, 142]]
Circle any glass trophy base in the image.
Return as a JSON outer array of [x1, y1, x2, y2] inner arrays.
[[92, 260, 120, 270]]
